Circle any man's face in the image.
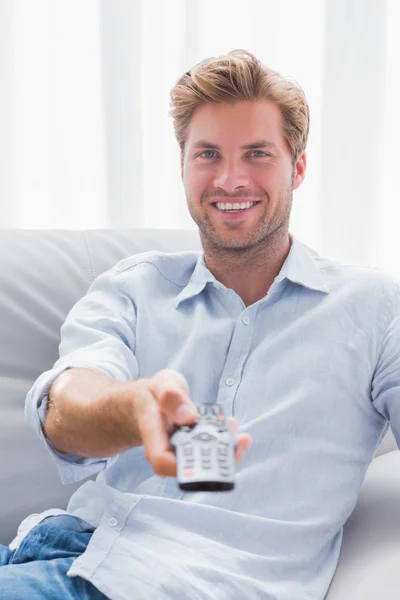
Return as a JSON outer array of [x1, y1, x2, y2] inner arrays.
[[181, 99, 306, 251]]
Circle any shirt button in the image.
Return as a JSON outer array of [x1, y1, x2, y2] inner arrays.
[[242, 316, 250, 325], [225, 378, 234, 386], [108, 517, 118, 527]]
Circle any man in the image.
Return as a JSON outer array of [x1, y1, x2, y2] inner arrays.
[[1, 48, 399, 599]]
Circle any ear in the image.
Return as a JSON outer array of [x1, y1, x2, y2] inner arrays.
[[292, 152, 306, 190]]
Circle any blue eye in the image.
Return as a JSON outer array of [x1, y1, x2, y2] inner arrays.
[[200, 151, 217, 159], [198, 150, 269, 159]]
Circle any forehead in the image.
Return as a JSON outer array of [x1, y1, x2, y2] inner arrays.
[[186, 99, 285, 148]]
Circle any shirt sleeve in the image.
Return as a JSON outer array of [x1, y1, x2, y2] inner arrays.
[[371, 281, 400, 449], [24, 266, 139, 484]]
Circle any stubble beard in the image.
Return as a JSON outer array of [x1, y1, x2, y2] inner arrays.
[[186, 185, 293, 256]]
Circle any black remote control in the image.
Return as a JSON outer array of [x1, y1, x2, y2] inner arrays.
[[170, 403, 237, 491]]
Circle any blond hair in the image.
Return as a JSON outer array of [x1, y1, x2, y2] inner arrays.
[[169, 49, 310, 165]]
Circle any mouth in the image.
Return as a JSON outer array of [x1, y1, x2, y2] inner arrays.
[[210, 201, 261, 219]]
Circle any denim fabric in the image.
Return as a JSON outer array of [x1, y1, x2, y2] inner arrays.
[[0, 520, 108, 599]]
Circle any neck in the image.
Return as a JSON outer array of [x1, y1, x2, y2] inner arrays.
[[201, 230, 291, 307]]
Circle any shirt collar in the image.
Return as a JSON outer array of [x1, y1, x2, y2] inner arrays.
[[174, 233, 329, 308], [279, 233, 329, 294]]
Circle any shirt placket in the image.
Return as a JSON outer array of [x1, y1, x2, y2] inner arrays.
[[217, 293, 258, 418]]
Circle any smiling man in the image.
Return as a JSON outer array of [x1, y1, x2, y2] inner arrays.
[[1, 49, 400, 600], [181, 98, 306, 306]]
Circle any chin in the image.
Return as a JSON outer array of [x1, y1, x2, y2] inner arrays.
[[201, 231, 258, 252]]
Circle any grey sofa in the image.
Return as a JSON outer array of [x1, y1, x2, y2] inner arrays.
[[0, 228, 399, 599]]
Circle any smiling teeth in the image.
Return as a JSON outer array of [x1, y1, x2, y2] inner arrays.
[[215, 201, 256, 211]]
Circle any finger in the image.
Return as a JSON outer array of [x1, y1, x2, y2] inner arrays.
[[227, 416, 237, 435], [134, 382, 178, 477], [234, 434, 253, 464], [227, 418, 252, 463], [149, 369, 199, 425], [150, 368, 190, 397]]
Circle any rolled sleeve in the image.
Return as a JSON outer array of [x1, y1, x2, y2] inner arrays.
[[24, 267, 139, 485]]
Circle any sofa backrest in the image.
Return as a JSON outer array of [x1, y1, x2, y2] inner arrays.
[[0, 229, 201, 544], [0, 228, 396, 545]]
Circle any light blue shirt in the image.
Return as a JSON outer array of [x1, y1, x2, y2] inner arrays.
[[19, 233, 400, 600]]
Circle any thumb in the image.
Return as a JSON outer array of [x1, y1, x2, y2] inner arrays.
[[149, 369, 199, 425], [173, 403, 199, 425]]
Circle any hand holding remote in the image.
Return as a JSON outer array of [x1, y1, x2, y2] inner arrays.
[[133, 369, 252, 478]]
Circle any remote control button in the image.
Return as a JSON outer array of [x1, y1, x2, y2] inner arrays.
[[193, 433, 217, 442], [200, 448, 211, 456], [218, 446, 228, 455], [193, 433, 209, 441], [183, 446, 193, 456]]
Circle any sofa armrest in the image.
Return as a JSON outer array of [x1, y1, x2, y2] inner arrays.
[[326, 450, 400, 599]]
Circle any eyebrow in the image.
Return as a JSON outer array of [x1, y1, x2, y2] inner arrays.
[[192, 139, 277, 150]]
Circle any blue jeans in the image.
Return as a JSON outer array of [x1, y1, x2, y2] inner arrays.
[[0, 517, 109, 599]]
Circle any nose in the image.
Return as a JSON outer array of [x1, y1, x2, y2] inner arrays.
[[212, 158, 250, 193]]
